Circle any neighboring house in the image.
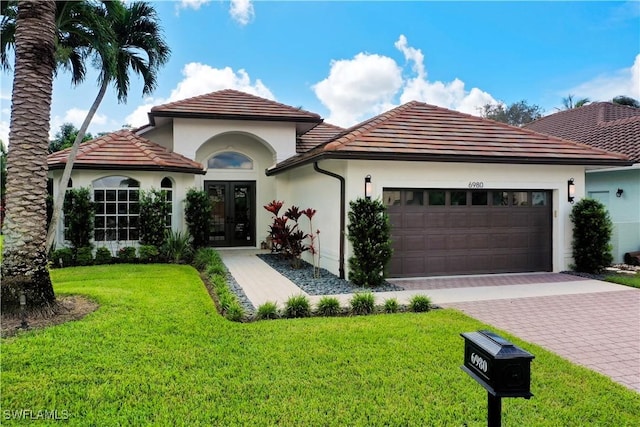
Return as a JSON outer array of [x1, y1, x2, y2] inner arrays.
[[48, 90, 631, 277], [525, 102, 640, 263]]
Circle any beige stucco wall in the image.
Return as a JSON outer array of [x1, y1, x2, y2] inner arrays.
[[281, 159, 587, 277], [139, 123, 173, 151]]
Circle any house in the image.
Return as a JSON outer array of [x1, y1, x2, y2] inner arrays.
[[524, 102, 640, 263], [47, 90, 631, 277]]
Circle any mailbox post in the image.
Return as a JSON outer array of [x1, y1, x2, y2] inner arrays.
[[461, 330, 534, 427]]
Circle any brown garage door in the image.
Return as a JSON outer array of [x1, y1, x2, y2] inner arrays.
[[384, 189, 552, 277]]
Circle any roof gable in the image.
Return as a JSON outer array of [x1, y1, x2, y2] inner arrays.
[[269, 101, 631, 174], [524, 102, 640, 162], [47, 130, 205, 174], [149, 89, 322, 126]]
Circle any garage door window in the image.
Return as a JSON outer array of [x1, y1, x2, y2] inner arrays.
[[428, 190, 446, 206], [512, 192, 529, 206], [451, 191, 467, 206], [472, 191, 488, 205], [493, 191, 509, 206], [532, 191, 548, 206], [383, 190, 401, 206], [406, 190, 424, 206]]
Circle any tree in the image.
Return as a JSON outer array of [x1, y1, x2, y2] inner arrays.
[[612, 95, 640, 108], [49, 122, 93, 153], [560, 94, 590, 110], [570, 198, 613, 274], [1, 0, 57, 310], [1, 139, 6, 230], [46, 1, 171, 252], [479, 100, 543, 126]]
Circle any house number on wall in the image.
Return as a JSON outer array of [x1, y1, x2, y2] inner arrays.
[[468, 182, 484, 188]]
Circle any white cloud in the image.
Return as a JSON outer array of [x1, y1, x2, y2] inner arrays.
[[230, 0, 254, 26], [49, 108, 113, 140], [125, 62, 274, 127], [313, 35, 498, 127], [565, 54, 640, 103], [176, 0, 211, 12], [313, 53, 403, 127]]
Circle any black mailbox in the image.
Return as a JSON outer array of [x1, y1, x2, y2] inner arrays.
[[461, 330, 534, 398]]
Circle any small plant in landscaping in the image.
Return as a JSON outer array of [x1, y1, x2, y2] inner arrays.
[[302, 208, 321, 278], [193, 248, 218, 271], [409, 295, 431, 313], [138, 245, 159, 263], [161, 230, 193, 264], [316, 296, 341, 316], [350, 291, 375, 315], [383, 298, 399, 313], [50, 248, 74, 268], [256, 301, 280, 320], [283, 295, 311, 318], [94, 247, 112, 265], [75, 247, 94, 266], [225, 301, 245, 322], [117, 246, 137, 263], [264, 200, 314, 269]]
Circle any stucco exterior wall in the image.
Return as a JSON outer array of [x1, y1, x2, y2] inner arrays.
[[587, 166, 640, 262], [48, 169, 197, 253], [282, 160, 586, 277], [140, 123, 173, 151]]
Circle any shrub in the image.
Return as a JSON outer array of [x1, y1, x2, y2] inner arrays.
[[62, 187, 95, 253], [75, 247, 94, 266], [383, 298, 399, 313], [316, 296, 341, 316], [409, 295, 431, 313], [139, 189, 171, 248], [138, 245, 159, 263], [193, 248, 218, 271], [50, 248, 73, 268], [162, 230, 193, 264], [117, 246, 137, 263], [225, 301, 245, 322], [264, 201, 315, 269], [94, 247, 112, 265], [283, 295, 311, 318], [256, 301, 279, 320], [570, 198, 613, 274], [350, 291, 375, 315], [347, 198, 393, 287], [185, 189, 212, 249]]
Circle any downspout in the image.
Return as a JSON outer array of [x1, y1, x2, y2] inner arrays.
[[313, 161, 345, 279]]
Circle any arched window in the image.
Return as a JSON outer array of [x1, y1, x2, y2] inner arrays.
[[207, 152, 253, 169], [161, 177, 173, 230], [93, 176, 140, 242]]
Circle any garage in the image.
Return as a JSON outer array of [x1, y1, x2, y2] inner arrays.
[[385, 188, 552, 277]]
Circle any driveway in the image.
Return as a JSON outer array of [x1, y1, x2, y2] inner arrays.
[[430, 280, 640, 393]]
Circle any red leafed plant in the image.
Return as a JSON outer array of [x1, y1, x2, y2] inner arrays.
[[264, 201, 312, 268]]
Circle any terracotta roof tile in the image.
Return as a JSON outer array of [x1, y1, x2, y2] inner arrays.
[[47, 130, 205, 174], [268, 101, 631, 174], [524, 102, 640, 162], [296, 122, 344, 152], [149, 89, 322, 124]]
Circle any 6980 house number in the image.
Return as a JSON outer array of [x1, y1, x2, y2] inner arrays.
[[468, 182, 484, 188]]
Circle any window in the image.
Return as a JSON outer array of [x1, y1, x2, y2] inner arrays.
[[93, 176, 140, 241], [383, 190, 401, 206], [208, 152, 253, 169], [471, 191, 488, 206], [161, 177, 173, 230], [428, 190, 446, 206], [532, 191, 548, 206], [405, 190, 424, 206], [450, 191, 467, 206], [512, 191, 529, 206], [492, 191, 509, 206]]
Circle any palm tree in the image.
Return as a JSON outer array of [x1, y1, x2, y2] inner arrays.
[[1, 0, 57, 309], [45, 1, 171, 251], [612, 95, 640, 108], [560, 94, 590, 110]]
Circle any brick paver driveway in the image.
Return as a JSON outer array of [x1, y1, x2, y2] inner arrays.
[[443, 289, 640, 392]]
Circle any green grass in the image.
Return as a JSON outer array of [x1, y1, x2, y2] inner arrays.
[[1, 264, 638, 426], [605, 273, 640, 288]]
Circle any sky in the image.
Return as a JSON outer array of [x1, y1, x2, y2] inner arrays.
[[1, 0, 639, 144]]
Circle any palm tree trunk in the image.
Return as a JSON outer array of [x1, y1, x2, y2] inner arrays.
[[45, 78, 108, 252], [1, 0, 57, 310]]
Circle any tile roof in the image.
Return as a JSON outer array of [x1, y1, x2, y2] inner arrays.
[[268, 101, 632, 174], [297, 122, 345, 152], [149, 89, 322, 125], [47, 130, 205, 174], [524, 102, 640, 162]]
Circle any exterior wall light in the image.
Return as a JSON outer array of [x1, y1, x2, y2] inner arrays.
[[616, 188, 624, 198], [568, 178, 576, 204], [364, 175, 372, 200]]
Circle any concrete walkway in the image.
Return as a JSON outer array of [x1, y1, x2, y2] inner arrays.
[[218, 249, 640, 393]]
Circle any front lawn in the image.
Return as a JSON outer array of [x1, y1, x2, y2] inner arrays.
[[1, 264, 638, 426]]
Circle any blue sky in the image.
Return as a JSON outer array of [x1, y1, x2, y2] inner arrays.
[[1, 0, 639, 143]]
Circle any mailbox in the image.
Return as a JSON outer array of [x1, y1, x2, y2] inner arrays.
[[461, 330, 534, 398]]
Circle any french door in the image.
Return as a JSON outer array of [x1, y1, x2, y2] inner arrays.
[[205, 181, 256, 247]]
